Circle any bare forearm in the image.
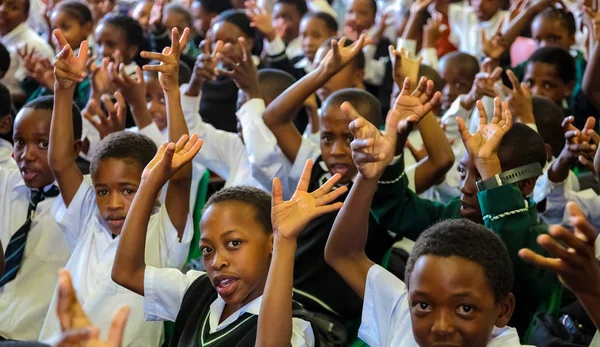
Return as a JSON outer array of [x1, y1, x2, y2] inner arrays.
[[111, 179, 161, 296], [499, 10, 536, 54], [583, 41, 600, 110], [548, 150, 576, 183], [402, 12, 426, 41], [578, 292, 600, 330], [129, 99, 153, 129], [256, 236, 296, 347], [325, 174, 376, 299], [165, 89, 192, 181]]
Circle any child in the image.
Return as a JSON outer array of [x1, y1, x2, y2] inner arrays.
[[0, 95, 82, 341], [344, 0, 391, 62], [271, 0, 309, 58], [0, 0, 54, 106], [438, 51, 480, 114], [131, 0, 154, 33], [150, 3, 200, 69], [190, 0, 233, 41], [342, 89, 559, 338], [0, 82, 15, 170], [38, 30, 194, 345], [111, 156, 345, 346]]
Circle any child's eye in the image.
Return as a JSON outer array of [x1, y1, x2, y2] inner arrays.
[[123, 188, 135, 195], [413, 302, 432, 313], [543, 83, 553, 89], [456, 304, 475, 316], [201, 246, 213, 255], [345, 135, 354, 144], [38, 141, 49, 149], [97, 189, 108, 196], [14, 139, 24, 147], [321, 135, 332, 143], [227, 240, 242, 248]]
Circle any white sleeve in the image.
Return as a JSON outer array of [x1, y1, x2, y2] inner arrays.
[[396, 39, 417, 57], [180, 85, 202, 131], [358, 265, 414, 347], [264, 37, 286, 56], [291, 318, 316, 347], [419, 48, 439, 71], [364, 58, 387, 86], [145, 204, 193, 270], [143, 267, 204, 321], [80, 118, 101, 162], [441, 96, 474, 146], [289, 138, 322, 190], [307, 0, 337, 18], [447, 4, 468, 47], [52, 181, 97, 249], [137, 122, 166, 147], [596, 235, 600, 261]]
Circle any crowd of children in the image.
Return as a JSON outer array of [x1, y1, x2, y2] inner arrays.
[[1, 0, 600, 346]]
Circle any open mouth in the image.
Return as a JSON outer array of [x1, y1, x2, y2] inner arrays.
[[329, 163, 349, 177], [21, 168, 39, 182], [213, 276, 240, 297]]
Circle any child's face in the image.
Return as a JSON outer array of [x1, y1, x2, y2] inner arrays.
[[458, 153, 483, 223], [470, 0, 501, 22], [524, 62, 573, 105], [300, 16, 336, 62], [95, 23, 137, 64], [86, 0, 113, 21], [319, 105, 357, 184], [200, 201, 273, 309], [131, 1, 153, 33], [12, 108, 54, 189], [0, 0, 28, 36], [272, 3, 302, 43], [313, 47, 364, 102], [531, 17, 575, 51], [92, 158, 143, 235], [164, 10, 194, 38], [439, 63, 475, 113], [207, 21, 253, 61], [409, 255, 512, 347], [344, 0, 376, 35], [145, 77, 167, 131], [50, 10, 92, 49], [191, 1, 212, 37]]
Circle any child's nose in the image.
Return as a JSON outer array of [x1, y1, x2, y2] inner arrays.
[[431, 311, 456, 336]]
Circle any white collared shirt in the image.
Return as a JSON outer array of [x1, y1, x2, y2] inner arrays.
[[39, 180, 193, 346], [0, 22, 55, 96], [359, 265, 532, 347], [0, 138, 16, 170], [179, 86, 271, 190], [447, 5, 508, 59], [286, 37, 303, 60], [0, 167, 71, 340], [143, 267, 315, 346]]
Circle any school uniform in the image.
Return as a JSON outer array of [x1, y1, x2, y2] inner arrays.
[[372, 157, 560, 337], [0, 22, 55, 97], [0, 168, 70, 340], [143, 267, 315, 346], [0, 138, 17, 170], [39, 180, 193, 346], [263, 37, 312, 81], [180, 86, 278, 190], [359, 264, 534, 347]]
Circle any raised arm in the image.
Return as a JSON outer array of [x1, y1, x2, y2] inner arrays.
[[263, 35, 369, 163], [257, 160, 346, 347], [583, 6, 600, 110], [111, 135, 203, 295], [402, 0, 433, 43], [107, 62, 153, 130], [141, 28, 193, 236], [49, 30, 87, 207]]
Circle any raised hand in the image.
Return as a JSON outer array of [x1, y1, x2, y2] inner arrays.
[[31, 57, 55, 90], [108, 62, 147, 107], [216, 37, 261, 98], [317, 34, 369, 77], [186, 40, 223, 96], [423, 13, 443, 49], [271, 159, 347, 240], [461, 59, 502, 110], [389, 46, 422, 87], [393, 77, 442, 126], [481, 19, 507, 61], [245, 0, 277, 42], [56, 269, 130, 347], [457, 98, 512, 179], [141, 28, 190, 93], [519, 202, 600, 302], [346, 102, 401, 180], [87, 56, 112, 97], [149, 0, 165, 31], [504, 69, 534, 124], [17, 45, 38, 76], [410, 0, 434, 14], [53, 30, 88, 89], [585, 3, 600, 41], [82, 92, 127, 140], [548, 116, 597, 183], [141, 133, 204, 185]]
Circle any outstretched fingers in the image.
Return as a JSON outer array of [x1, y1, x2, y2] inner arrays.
[[295, 159, 314, 193]]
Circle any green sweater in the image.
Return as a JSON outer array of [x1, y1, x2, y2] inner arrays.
[[372, 158, 560, 339]]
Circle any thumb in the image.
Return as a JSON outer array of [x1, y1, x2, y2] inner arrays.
[[271, 177, 283, 207]]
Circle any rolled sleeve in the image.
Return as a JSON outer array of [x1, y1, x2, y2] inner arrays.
[[264, 37, 286, 56], [143, 266, 203, 321], [147, 204, 193, 269], [137, 122, 166, 147], [179, 85, 202, 130]]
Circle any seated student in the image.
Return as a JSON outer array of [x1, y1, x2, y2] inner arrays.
[[438, 52, 480, 115], [131, 0, 154, 33], [190, 0, 233, 43], [343, 89, 559, 337], [0, 95, 81, 341], [343, 0, 390, 62], [0, 83, 16, 170], [38, 30, 194, 345], [271, 0, 309, 59], [111, 158, 346, 346], [0, 0, 54, 106]]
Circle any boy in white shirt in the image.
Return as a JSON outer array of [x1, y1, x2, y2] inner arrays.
[[38, 29, 194, 345], [0, 95, 81, 341]]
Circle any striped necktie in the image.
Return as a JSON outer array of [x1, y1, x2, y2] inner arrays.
[[0, 185, 60, 287]]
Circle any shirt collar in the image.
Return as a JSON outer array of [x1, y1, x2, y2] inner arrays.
[[294, 57, 314, 73], [1, 22, 29, 44], [12, 178, 59, 200], [208, 295, 262, 333]]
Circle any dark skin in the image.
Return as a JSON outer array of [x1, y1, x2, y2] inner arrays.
[[438, 61, 477, 113], [50, 10, 93, 49], [94, 23, 139, 65], [319, 105, 358, 183], [13, 108, 81, 189], [145, 76, 167, 132], [131, 1, 153, 33], [523, 62, 574, 105], [272, 2, 302, 43], [344, 0, 376, 39], [0, 0, 27, 36], [531, 16, 575, 50], [206, 21, 254, 62], [409, 255, 515, 347], [191, 1, 215, 37], [470, 0, 502, 22], [313, 45, 365, 102], [299, 16, 337, 63]]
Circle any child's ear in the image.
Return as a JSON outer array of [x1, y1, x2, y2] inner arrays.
[[268, 233, 274, 255], [495, 293, 515, 328], [0, 115, 12, 135], [518, 177, 538, 197]]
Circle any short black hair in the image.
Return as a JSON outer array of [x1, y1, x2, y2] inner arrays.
[[54, 0, 93, 25], [204, 186, 272, 234], [276, 0, 308, 16], [532, 95, 565, 158], [536, 7, 576, 36], [198, 0, 233, 14], [165, 3, 193, 27], [419, 64, 445, 93], [498, 123, 547, 171], [527, 47, 576, 83], [100, 14, 150, 66], [319, 37, 365, 70], [323, 88, 382, 128], [90, 132, 157, 176], [258, 68, 297, 105], [439, 51, 480, 80], [0, 42, 10, 74], [405, 219, 514, 303], [215, 9, 256, 39], [303, 11, 338, 33], [0, 82, 11, 117], [24, 0, 30, 14], [22, 95, 82, 140]]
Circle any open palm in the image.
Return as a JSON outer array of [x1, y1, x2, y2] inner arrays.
[[394, 77, 441, 125], [142, 134, 203, 184], [320, 35, 368, 76], [271, 160, 347, 240], [53, 29, 88, 89], [141, 28, 190, 93]]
